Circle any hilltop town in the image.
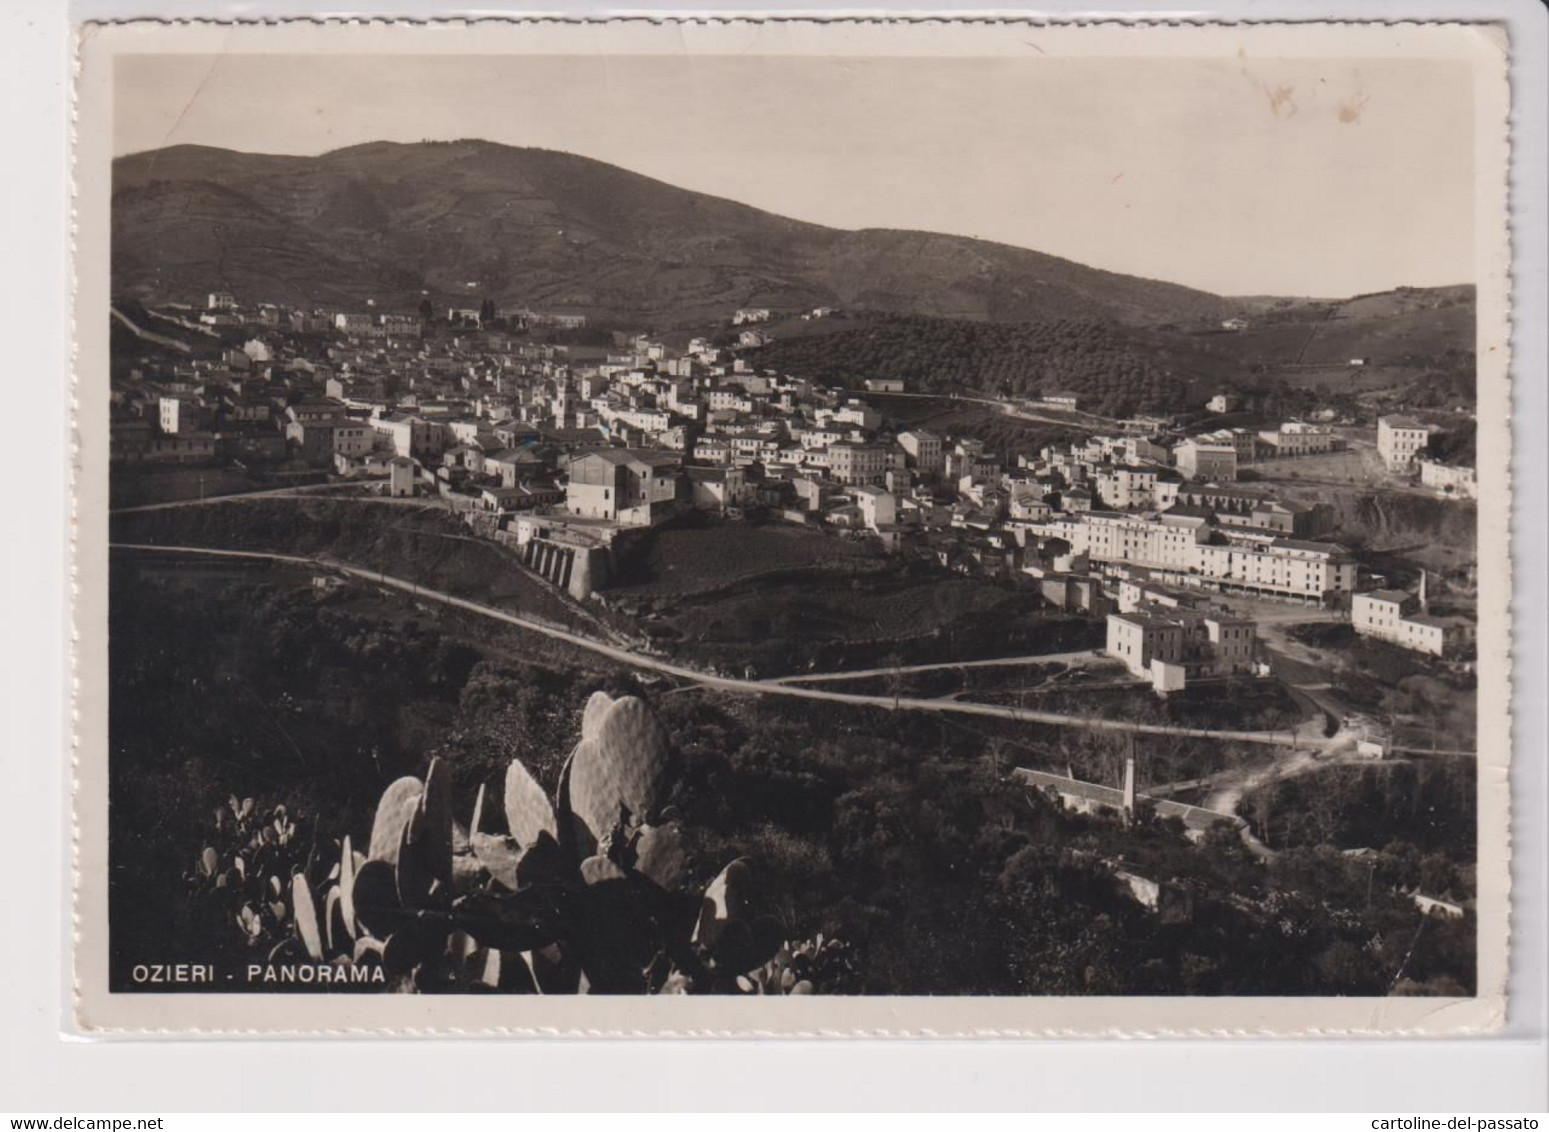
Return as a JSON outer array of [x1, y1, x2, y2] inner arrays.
[[111, 292, 1479, 756]]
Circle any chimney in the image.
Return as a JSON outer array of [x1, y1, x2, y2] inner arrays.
[[1122, 756, 1137, 818], [1419, 568, 1429, 613]]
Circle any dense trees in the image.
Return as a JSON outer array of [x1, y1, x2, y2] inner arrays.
[[1425, 423, 1478, 468], [754, 314, 1190, 418]]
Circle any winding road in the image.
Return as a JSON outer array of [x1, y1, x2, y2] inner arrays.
[[111, 540, 1332, 751], [111, 481, 442, 515]]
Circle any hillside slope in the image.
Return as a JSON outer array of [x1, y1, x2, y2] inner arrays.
[[112, 140, 1231, 328]]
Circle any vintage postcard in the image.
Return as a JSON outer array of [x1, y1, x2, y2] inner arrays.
[[72, 17, 1513, 1035]]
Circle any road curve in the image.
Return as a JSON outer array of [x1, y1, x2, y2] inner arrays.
[[109, 481, 444, 515], [110, 541, 1325, 750], [766, 649, 1116, 685]]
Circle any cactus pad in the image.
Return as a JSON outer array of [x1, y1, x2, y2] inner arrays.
[[503, 760, 557, 849], [291, 874, 324, 961], [579, 855, 628, 886], [568, 696, 671, 847], [580, 690, 614, 740], [367, 777, 424, 863], [554, 743, 595, 859], [323, 885, 351, 954], [469, 783, 486, 838], [633, 823, 686, 890], [338, 835, 356, 934], [395, 814, 435, 907], [411, 758, 455, 884], [349, 859, 400, 938], [693, 858, 753, 948], [470, 833, 523, 891]]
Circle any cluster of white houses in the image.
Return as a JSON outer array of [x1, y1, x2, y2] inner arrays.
[[114, 290, 1474, 660]]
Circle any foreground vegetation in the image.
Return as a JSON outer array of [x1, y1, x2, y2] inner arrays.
[[111, 559, 1476, 996]]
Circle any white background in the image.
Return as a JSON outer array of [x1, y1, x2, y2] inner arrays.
[[3, 0, 1545, 1112]]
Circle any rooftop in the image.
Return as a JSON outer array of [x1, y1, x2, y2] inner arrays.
[[1360, 588, 1414, 604]]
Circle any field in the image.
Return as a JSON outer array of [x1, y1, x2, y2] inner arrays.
[[1246, 444, 1390, 488], [608, 516, 886, 598], [109, 465, 281, 508], [606, 517, 1103, 676], [110, 498, 590, 631]]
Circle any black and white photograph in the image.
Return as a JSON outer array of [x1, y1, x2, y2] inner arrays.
[[69, 17, 1514, 1036]]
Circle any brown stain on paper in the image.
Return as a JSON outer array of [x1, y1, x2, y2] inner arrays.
[[1337, 94, 1371, 124]]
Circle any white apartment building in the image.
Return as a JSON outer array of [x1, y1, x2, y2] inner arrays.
[[1377, 415, 1434, 471], [1030, 512, 1355, 603], [1418, 458, 1478, 499], [1095, 464, 1160, 509], [1193, 537, 1356, 602], [1106, 610, 1257, 689], [1257, 421, 1339, 458], [827, 442, 891, 486], [1174, 439, 1238, 482], [897, 429, 944, 475], [334, 312, 375, 334], [1351, 589, 1472, 657]]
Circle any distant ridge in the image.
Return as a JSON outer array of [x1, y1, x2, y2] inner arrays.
[[112, 140, 1237, 327]]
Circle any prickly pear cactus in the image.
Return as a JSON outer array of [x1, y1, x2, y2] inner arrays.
[[503, 759, 557, 849], [580, 690, 614, 741], [368, 777, 424, 863], [694, 858, 752, 948], [469, 783, 487, 839], [568, 695, 671, 847], [412, 757, 455, 886], [349, 858, 400, 939], [469, 832, 523, 891], [338, 835, 357, 933], [632, 823, 686, 890], [291, 873, 324, 961], [190, 692, 847, 996]]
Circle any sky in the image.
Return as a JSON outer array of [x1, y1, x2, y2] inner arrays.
[[114, 53, 1475, 298]]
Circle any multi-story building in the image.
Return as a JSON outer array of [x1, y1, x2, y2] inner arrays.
[[1106, 609, 1257, 689], [1377, 415, 1434, 471], [1418, 458, 1478, 499], [1029, 511, 1212, 572], [379, 313, 422, 337], [1030, 511, 1355, 604], [1094, 464, 1160, 509], [1257, 421, 1339, 458], [1193, 427, 1257, 465], [852, 485, 897, 531], [896, 429, 944, 476], [1174, 439, 1238, 482], [370, 412, 444, 458], [1351, 588, 1473, 657], [565, 448, 682, 526], [1192, 537, 1356, 603], [158, 394, 202, 435], [827, 442, 891, 486], [334, 312, 376, 335]]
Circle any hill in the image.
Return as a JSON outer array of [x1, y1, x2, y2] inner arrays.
[[112, 140, 1232, 328]]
